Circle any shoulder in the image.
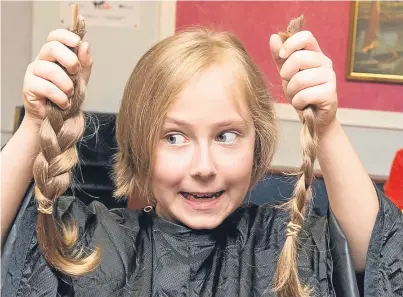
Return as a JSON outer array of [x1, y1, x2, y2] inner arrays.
[[231, 202, 334, 294], [226, 202, 292, 248], [54, 195, 146, 232], [54, 196, 149, 263], [54, 196, 154, 288], [363, 187, 403, 296]]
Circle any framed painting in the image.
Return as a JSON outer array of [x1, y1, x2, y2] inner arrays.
[[347, 0, 403, 84]]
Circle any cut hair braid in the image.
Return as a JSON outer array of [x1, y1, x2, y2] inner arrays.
[[273, 15, 318, 297], [33, 4, 101, 276]]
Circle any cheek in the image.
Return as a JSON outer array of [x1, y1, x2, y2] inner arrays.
[[220, 151, 253, 178], [152, 146, 189, 188], [215, 141, 255, 184]]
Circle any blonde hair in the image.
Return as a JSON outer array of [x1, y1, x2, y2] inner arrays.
[[113, 28, 278, 203], [35, 9, 315, 296], [34, 5, 101, 276], [273, 16, 317, 297]]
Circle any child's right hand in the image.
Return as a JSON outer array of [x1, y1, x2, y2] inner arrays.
[[22, 29, 93, 127]]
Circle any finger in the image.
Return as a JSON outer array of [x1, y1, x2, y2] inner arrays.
[[269, 34, 285, 72], [76, 41, 93, 84], [25, 74, 70, 110], [291, 82, 334, 111], [32, 60, 74, 96], [286, 67, 332, 100], [32, 60, 74, 97], [47, 29, 81, 48], [280, 50, 329, 81], [37, 41, 80, 74], [280, 31, 321, 60]]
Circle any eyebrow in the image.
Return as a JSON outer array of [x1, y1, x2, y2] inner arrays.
[[164, 117, 250, 130]]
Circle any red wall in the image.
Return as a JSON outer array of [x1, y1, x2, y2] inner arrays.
[[176, 1, 403, 112]]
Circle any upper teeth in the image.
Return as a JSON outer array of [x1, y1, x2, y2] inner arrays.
[[183, 191, 222, 198]]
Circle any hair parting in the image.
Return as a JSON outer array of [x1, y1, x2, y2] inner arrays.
[[33, 4, 101, 276], [273, 15, 318, 297]]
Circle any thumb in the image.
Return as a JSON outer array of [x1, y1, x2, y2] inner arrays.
[[77, 41, 93, 84], [269, 34, 285, 73]]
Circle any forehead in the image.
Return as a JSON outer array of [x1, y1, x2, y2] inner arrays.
[[166, 64, 251, 123]]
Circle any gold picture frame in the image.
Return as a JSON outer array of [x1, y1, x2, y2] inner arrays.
[[346, 0, 403, 84]]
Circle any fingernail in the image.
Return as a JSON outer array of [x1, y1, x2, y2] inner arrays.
[[62, 102, 70, 111], [279, 48, 286, 59]]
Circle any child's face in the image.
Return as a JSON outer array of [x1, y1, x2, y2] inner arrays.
[[151, 64, 256, 229]]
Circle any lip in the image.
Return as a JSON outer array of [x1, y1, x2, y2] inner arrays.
[[179, 191, 225, 210], [180, 191, 223, 195]]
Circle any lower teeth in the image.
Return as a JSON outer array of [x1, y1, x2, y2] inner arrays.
[[189, 195, 214, 200], [182, 192, 223, 200]]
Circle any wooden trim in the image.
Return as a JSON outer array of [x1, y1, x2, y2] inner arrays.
[[268, 165, 388, 184], [13, 106, 22, 132], [275, 104, 403, 131], [158, 1, 176, 41]]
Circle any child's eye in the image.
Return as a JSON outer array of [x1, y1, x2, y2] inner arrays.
[[166, 134, 187, 145], [216, 132, 238, 143]]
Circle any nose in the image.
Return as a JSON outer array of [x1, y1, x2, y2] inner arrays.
[[190, 145, 217, 180]]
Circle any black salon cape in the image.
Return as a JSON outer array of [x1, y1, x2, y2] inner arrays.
[[2, 188, 402, 297]]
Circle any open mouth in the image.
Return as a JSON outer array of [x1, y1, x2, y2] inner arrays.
[[180, 190, 225, 201]]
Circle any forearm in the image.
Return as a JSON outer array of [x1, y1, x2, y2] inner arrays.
[[317, 119, 379, 271], [1, 118, 40, 244]]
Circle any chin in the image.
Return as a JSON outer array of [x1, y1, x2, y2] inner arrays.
[[180, 213, 227, 230], [175, 192, 240, 230]]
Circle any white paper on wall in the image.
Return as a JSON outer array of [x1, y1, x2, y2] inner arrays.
[[60, 1, 140, 28]]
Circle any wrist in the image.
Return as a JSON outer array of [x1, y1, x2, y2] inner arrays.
[[20, 116, 42, 131], [317, 118, 340, 140]]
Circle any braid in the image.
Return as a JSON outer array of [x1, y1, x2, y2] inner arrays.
[[273, 15, 318, 297], [33, 4, 101, 276]]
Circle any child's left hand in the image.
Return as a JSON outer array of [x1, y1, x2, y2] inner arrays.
[[269, 31, 338, 133]]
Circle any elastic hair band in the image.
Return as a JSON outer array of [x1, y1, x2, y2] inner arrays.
[[286, 221, 302, 237], [35, 186, 53, 215]]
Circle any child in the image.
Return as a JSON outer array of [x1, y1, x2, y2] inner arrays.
[[1, 10, 402, 297]]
